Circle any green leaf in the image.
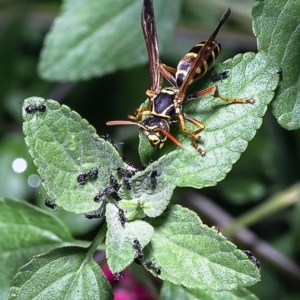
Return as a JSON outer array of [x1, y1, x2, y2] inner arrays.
[[118, 151, 180, 217], [22, 97, 124, 214], [253, 0, 300, 130], [0, 198, 73, 299], [143, 205, 260, 290], [105, 203, 154, 273], [38, 0, 181, 80], [160, 282, 260, 300], [140, 52, 278, 188], [22, 97, 177, 218], [8, 247, 113, 300], [36, 192, 103, 236]]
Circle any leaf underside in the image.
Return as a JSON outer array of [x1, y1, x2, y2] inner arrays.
[[38, 0, 180, 81], [8, 247, 113, 300], [0, 198, 73, 299]]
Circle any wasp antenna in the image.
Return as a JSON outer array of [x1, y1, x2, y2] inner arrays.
[[107, 120, 149, 132], [159, 129, 182, 147], [106, 120, 138, 126]]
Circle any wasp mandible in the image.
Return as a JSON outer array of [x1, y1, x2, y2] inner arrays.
[[107, 0, 254, 155]]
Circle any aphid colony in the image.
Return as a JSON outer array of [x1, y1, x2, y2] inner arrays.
[[74, 132, 158, 227], [26, 102, 156, 229], [25, 99, 158, 224], [25, 100, 161, 281]]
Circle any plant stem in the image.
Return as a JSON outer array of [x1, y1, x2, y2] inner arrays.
[[223, 182, 300, 236], [87, 223, 107, 257]]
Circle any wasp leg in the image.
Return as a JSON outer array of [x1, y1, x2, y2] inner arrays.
[[186, 85, 217, 101], [161, 64, 176, 74], [177, 112, 206, 156], [158, 65, 177, 86], [186, 85, 255, 104], [213, 85, 255, 104], [145, 65, 177, 96], [146, 89, 156, 98], [128, 107, 152, 122]]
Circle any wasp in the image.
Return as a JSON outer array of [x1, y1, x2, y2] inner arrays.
[[107, 0, 254, 155]]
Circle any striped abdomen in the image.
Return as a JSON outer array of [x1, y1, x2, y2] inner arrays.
[[175, 40, 221, 88]]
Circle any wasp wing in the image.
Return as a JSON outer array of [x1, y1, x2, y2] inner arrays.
[[142, 0, 162, 94], [177, 7, 231, 100]]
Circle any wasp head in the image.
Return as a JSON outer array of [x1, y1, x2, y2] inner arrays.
[[140, 117, 169, 149], [106, 118, 181, 149]]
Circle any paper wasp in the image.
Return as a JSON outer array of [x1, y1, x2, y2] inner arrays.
[[107, 0, 254, 155]]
